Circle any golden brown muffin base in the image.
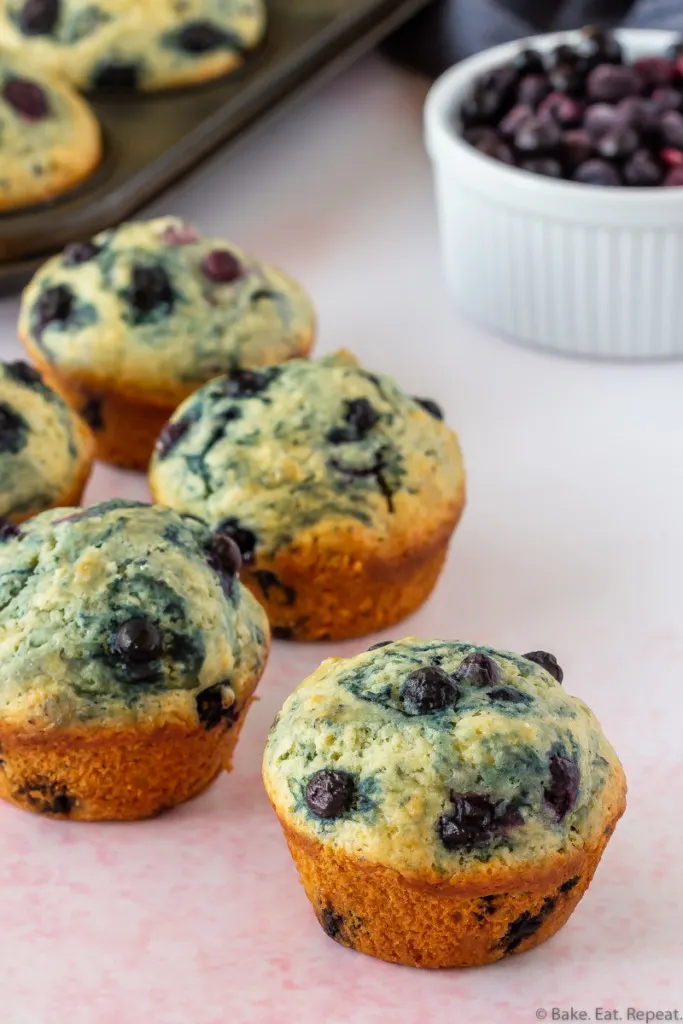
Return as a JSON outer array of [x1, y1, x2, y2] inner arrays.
[[273, 775, 626, 968], [242, 511, 463, 642], [0, 701, 253, 822], [24, 333, 316, 472]]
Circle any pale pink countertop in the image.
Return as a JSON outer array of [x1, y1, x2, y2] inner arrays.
[[0, 55, 680, 1024]]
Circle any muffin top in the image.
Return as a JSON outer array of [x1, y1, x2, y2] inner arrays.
[[0, 360, 93, 521], [19, 217, 315, 405], [263, 639, 625, 879], [149, 351, 465, 561], [0, 0, 265, 92], [0, 500, 269, 727], [0, 50, 100, 210]]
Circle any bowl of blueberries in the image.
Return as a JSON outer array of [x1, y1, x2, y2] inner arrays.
[[425, 28, 683, 359]]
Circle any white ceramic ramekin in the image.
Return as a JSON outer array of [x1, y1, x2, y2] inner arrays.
[[425, 29, 683, 359]]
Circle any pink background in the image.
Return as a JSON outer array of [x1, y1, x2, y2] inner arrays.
[[0, 58, 679, 1024]]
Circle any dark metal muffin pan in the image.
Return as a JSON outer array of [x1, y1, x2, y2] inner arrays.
[[0, 0, 431, 293]]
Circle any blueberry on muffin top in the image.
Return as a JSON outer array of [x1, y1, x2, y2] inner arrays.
[[263, 639, 623, 877], [19, 217, 315, 404], [150, 351, 464, 561], [0, 360, 92, 521], [0, 500, 269, 726]]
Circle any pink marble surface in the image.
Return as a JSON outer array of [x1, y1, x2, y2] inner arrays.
[[0, 56, 680, 1024]]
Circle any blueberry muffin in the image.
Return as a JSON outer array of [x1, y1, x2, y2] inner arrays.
[[263, 640, 626, 968], [0, 500, 269, 821], [0, 50, 101, 210], [0, 360, 93, 523], [0, 0, 266, 92], [19, 217, 316, 470], [149, 352, 465, 642]]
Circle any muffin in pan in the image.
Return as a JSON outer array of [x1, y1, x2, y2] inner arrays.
[[263, 639, 626, 968], [0, 0, 266, 92], [19, 216, 316, 471], [0, 50, 101, 211], [149, 351, 465, 641], [0, 500, 269, 821], [0, 360, 93, 524]]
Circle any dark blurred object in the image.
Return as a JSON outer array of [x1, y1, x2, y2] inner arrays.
[[380, 0, 683, 78]]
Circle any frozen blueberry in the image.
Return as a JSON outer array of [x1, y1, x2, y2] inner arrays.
[[498, 104, 533, 140], [634, 57, 675, 91], [587, 64, 640, 103], [4, 361, 42, 387], [177, 21, 236, 54], [0, 402, 27, 455], [201, 249, 242, 284], [523, 651, 563, 684], [214, 517, 257, 564], [367, 640, 393, 651], [475, 135, 513, 164], [514, 115, 561, 155], [92, 63, 141, 91], [652, 87, 683, 114], [414, 397, 443, 420], [572, 159, 621, 186], [128, 266, 174, 317], [517, 74, 550, 109], [519, 157, 563, 178], [401, 666, 460, 716], [305, 769, 355, 819], [660, 147, 683, 169], [206, 533, 243, 595], [548, 62, 586, 97], [0, 517, 20, 541], [156, 416, 192, 458], [664, 166, 683, 186], [512, 49, 544, 76], [538, 92, 582, 129], [560, 129, 594, 171], [3, 78, 49, 121], [438, 793, 497, 850], [623, 150, 663, 187], [112, 619, 163, 681], [461, 66, 517, 125], [661, 110, 683, 149], [453, 652, 499, 689], [596, 126, 639, 161], [19, 0, 59, 34], [584, 103, 620, 139], [196, 682, 236, 730], [577, 27, 622, 69], [223, 369, 272, 398], [616, 97, 660, 135], [63, 241, 100, 266], [544, 753, 579, 821]]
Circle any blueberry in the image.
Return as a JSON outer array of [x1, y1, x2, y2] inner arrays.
[[623, 150, 663, 187], [544, 753, 579, 821], [254, 570, 296, 606], [34, 285, 73, 336], [587, 64, 640, 103], [223, 369, 272, 398], [401, 666, 460, 715], [92, 63, 140, 91], [538, 92, 582, 129], [560, 129, 594, 171], [305, 769, 355, 819], [523, 651, 563, 684], [201, 249, 242, 284], [664, 166, 683, 186], [517, 74, 550, 109], [17, 778, 74, 816], [634, 57, 675, 91], [0, 517, 20, 541], [661, 110, 683, 149], [512, 49, 544, 77], [155, 416, 192, 459], [63, 241, 100, 266], [4, 361, 42, 387], [81, 397, 104, 431], [214, 517, 257, 564], [475, 135, 513, 164], [327, 398, 380, 443], [514, 115, 561, 155], [577, 27, 622, 69], [519, 157, 563, 178], [206, 533, 243, 595], [367, 640, 393, 651], [616, 97, 660, 135], [3, 78, 49, 121], [584, 103, 620, 139], [500, 898, 556, 954], [488, 686, 529, 704], [19, 0, 59, 35], [498, 104, 533, 140], [548, 62, 586, 98], [461, 67, 517, 125], [596, 126, 639, 161], [438, 793, 497, 850], [652, 87, 683, 114], [660, 147, 683, 169], [0, 403, 28, 455], [177, 21, 234, 54], [549, 44, 583, 70], [463, 125, 499, 147], [128, 266, 174, 317], [572, 159, 621, 186], [453, 651, 499, 688], [112, 619, 163, 682], [196, 682, 236, 730], [413, 397, 443, 420]]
